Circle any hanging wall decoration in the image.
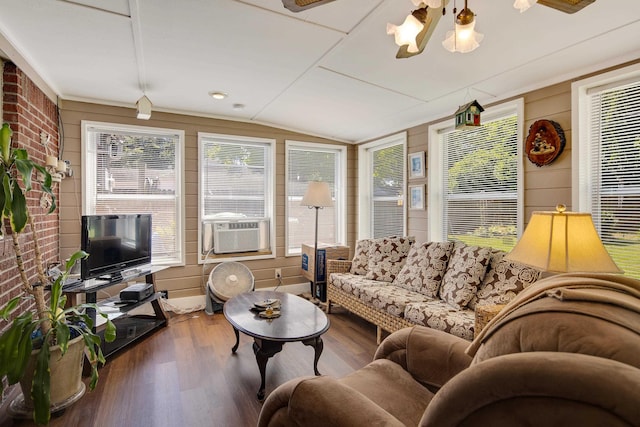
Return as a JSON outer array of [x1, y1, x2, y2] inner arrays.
[[454, 100, 484, 129], [525, 119, 566, 167]]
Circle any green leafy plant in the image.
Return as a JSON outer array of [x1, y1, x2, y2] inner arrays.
[[0, 123, 116, 425]]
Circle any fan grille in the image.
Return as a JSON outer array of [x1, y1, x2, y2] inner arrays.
[[208, 262, 254, 301]]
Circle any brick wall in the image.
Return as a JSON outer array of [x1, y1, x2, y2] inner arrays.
[[0, 60, 60, 403]]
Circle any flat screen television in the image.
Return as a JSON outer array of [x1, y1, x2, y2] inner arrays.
[[81, 214, 152, 281]]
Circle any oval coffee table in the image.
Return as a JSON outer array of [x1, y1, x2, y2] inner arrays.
[[223, 290, 330, 400]]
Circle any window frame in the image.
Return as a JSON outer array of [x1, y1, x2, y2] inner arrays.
[[357, 132, 407, 239], [572, 63, 640, 211], [428, 99, 524, 243], [81, 120, 186, 266], [572, 63, 640, 278], [197, 132, 276, 264], [284, 140, 347, 256]]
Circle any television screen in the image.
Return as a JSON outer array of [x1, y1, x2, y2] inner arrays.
[[81, 214, 152, 281]]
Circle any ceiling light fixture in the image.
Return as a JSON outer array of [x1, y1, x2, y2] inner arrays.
[[514, 0, 537, 12], [210, 91, 227, 100], [442, 0, 483, 53], [136, 95, 152, 120], [387, 8, 426, 54], [387, 1, 448, 59]]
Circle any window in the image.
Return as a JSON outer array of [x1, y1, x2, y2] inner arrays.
[[428, 100, 523, 250], [198, 133, 275, 261], [82, 121, 185, 266], [285, 141, 346, 255], [574, 64, 640, 278], [358, 133, 406, 239]]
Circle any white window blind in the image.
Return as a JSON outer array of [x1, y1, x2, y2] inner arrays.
[[586, 78, 640, 278], [439, 111, 520, 250], [83, 122, 184, 265], [286, 142, 345, 255], [371, 142, 405, 238], [199, 136, 270, 219]]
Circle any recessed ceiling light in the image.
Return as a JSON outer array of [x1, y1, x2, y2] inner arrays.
[[209, 91, 227, 100]]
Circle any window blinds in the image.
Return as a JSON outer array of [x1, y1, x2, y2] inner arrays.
[[588, 79, 640, 278], [200, 138, 268, 219], [371, 143, 404, 238], [287, 145, 340, 253], [85, 127, 181, 264], [441, 114, 518, 250]]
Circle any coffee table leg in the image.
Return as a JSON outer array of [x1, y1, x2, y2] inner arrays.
[[302, 336, 324, 376], [231, 327, 240, 353], [253, 339, 284, 401]]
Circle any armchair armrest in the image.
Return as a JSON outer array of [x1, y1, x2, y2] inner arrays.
[[375, 326, 472, 391], [258, 376, 404, 427], [421, 352, 640, 427]]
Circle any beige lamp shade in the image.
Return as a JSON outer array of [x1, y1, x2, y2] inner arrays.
[[301, 181, 333, 208], [505, 207, 622, 274]]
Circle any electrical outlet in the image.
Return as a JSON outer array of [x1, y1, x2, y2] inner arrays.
[[275, 268, 282, 279], [159, 290, 168, 299]]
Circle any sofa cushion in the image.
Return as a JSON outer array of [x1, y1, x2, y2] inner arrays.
[[393, 242, 454, 298], [404, 301, 475, 341], [468, 249, 542, 309], [331, 273, 385, 299], [439, 242, 492, 310], [359, 285, 431, 317], [365, 236, 415, 283], [350, 239, 373, 275]]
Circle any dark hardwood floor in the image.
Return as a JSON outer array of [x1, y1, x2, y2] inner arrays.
[[1, 305, 378, 427]]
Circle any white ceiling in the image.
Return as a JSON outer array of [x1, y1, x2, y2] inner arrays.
[[0, 0, 638, 143]]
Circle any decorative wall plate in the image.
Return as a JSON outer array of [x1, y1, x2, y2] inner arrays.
[[525, 119, 566, 167]]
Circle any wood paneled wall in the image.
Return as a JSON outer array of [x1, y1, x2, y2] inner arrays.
[[58, 101, 355, 298]]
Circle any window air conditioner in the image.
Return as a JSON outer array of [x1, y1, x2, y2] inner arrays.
[[202, 219, 270, 255]]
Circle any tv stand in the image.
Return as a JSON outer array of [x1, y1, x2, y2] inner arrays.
[[63, 266, 167, 358]]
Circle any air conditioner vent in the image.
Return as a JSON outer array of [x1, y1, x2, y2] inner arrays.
[[201, 218, 269, 255]]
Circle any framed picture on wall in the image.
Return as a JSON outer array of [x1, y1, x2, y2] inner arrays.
[[409, 185, 425, 210], [408, 151, 425, 179]]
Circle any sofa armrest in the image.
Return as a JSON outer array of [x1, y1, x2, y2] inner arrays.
[[327, 259, 352, 279], [375, 326, 472, 391], [258, 376, 404, 427]]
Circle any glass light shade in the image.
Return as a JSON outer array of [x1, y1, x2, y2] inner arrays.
[[505, 209, 622, 274], [442, 20, 483, 53], [513, 0, 537, 13], [387, 13, 424, 53], [301, 181, 334, 208]]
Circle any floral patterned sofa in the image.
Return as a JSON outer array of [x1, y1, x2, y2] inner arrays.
[[326, 236, 541, 342]]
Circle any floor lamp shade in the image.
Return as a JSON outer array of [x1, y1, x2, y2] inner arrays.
[[505, 208, 622, 274], [301, 181, 333, 208]]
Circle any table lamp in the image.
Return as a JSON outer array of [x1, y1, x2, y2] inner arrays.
[[505, 204, 622, 274], [301, 181, 334, 301]]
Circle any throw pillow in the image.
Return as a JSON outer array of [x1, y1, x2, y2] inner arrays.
[[350, 239, 372, 275], [439, 242, 492, 310], [393, 241, 454, 297], [469, 249, 541, 309], [365, 236, 415, 283]]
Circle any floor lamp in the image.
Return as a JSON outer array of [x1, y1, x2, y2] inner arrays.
[[301, 181, 334, 302]]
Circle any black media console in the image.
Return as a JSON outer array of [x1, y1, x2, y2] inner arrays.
[[63, 265, 168, 357]]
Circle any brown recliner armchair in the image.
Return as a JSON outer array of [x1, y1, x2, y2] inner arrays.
[[257, 273, 640, 426]]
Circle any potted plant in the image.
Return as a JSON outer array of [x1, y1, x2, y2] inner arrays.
[[0, 123, 116, 425]]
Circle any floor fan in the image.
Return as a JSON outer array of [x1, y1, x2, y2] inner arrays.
[[205, 261, 255, 314]]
